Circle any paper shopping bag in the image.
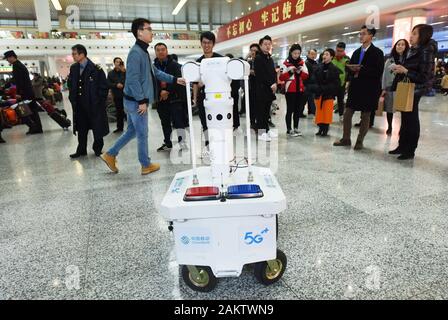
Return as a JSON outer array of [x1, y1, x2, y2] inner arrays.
[[393, 78, 415, 112], [376, 96, 384, 116]]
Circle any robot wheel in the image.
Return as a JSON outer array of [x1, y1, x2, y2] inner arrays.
[[181, 265, 217, 292], [254, 249, 287, 285]]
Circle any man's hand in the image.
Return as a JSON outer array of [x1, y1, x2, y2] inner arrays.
[[117, 83, 124, 89], [271, 84, 277, 94], [160, 90, 169, 101], [177, 78, 186, 86], [138, 103, 148, 115]]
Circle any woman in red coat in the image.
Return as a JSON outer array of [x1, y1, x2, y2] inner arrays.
[[279, 44, 308, 137]]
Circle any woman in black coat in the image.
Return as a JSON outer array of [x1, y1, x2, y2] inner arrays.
[[310, 48, 341, 136], [389, 24, 438, 160]]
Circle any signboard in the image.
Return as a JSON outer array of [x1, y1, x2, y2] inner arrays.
[[0, 66, 13, 73], [216, 0, 357, 42]]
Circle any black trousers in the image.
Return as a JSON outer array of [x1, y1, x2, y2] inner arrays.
[[256, 92, 272, 132], [336, 85, 346, 116], [197, 101, 209, 145], [249, 85, 257, 127], [232, 93, 240, 129], [114, 96, 125, 131], [398, 94, 422, 155], [24, 100, 43, 131], [285, 92, 305, 131], [76, 108, 103, 154], [158, 101, 188, 147], [305, 91, 316, 115]]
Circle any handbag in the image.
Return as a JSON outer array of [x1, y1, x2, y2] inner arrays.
[[393, 77, 415, 112], [376, 96, 384, 116], [2, 107, 19, 125], [14, 102, 33, 118]]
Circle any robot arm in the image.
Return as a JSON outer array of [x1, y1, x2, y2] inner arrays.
[[182, 62, 201, 83], [227, 59, 250, 80]]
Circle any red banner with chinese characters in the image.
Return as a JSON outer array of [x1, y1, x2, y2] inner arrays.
[[216, 0, 357, 42]]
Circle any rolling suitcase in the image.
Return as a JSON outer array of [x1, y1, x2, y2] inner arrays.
[[36, 100, 71, 130], [49, 110, 71, 130]]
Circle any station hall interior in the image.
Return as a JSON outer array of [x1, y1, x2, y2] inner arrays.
[[0, 0, 448, 300]]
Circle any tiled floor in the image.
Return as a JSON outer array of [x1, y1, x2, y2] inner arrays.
[[0, 93, 447, 300]]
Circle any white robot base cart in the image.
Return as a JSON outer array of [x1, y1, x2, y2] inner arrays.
[[160, 57, 287, 292]]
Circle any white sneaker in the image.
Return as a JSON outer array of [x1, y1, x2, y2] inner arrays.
[[288, 130, 300, 137], [268, 130, 278, 138], [293, 129, 302, 136], [258, 133, 272, 142], [201, 146, 210, 159]]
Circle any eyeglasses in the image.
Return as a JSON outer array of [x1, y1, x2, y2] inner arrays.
[[140, 27, 152, 32]]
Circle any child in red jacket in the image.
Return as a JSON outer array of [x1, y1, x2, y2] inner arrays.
[[279, 44, 309, 137]]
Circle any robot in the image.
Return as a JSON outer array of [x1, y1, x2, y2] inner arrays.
[[160, 57, 287, 292]]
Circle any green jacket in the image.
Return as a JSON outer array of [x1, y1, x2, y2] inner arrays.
[[332, 56, 350, 87]]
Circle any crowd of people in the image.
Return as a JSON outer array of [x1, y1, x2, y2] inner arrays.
[[0, 62, 65, 143], [0, 19, 440, 166]]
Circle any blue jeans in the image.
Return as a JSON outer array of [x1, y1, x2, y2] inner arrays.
[[107, 98, 151, 167]]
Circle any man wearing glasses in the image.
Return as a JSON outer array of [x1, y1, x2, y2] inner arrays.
[[101, 18, 185, 175], [334, 25, 384, 150]]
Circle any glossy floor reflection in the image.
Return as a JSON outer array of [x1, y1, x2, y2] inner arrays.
[[0, 93, 447, 300]]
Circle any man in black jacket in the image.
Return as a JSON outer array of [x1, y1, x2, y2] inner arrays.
[[107, 57, 126, 133], [154, 43, 188, 151], [334, 26, 384, 150], [304, 49, 318, 116], [68, 44, 109, 158], [254, 35, 277, 142], [3, 50, 43, 134]]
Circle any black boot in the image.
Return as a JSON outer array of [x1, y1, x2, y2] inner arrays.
[[397, 153, 415, 160], [388, 147, 402, 155], [0, 134, 5, 143], [321, 126, 329, 137], [386, 113, 393, 135], [315, 125, 323, 136]]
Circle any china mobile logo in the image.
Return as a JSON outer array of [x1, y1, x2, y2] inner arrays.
[[180, 236, 190, 245]]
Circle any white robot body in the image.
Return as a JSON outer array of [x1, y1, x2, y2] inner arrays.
[[160, 57, 287, 288]]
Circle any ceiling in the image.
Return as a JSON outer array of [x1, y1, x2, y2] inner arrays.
[[0, 0, 277, 26]]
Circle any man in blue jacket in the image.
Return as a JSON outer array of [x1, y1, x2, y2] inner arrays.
[[101, 18, 185, 175]]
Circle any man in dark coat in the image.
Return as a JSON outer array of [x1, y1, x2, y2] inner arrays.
[[334, 25, 384, 150], [153, 43, 188, 152], [254, 35, 278, 142], [107, 57, 126, 133], [304, 49, 318, 116], [3, 50, 43, 134], [68, 44, 109, 158]]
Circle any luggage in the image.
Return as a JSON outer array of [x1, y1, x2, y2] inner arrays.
[[49, 110, 71, 130], [36, 100, 71, 130], [14, 102, 33, 118], [2, 108, 19, 126], [40, 100, 56, 113], [54, 91, 63, 102]]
